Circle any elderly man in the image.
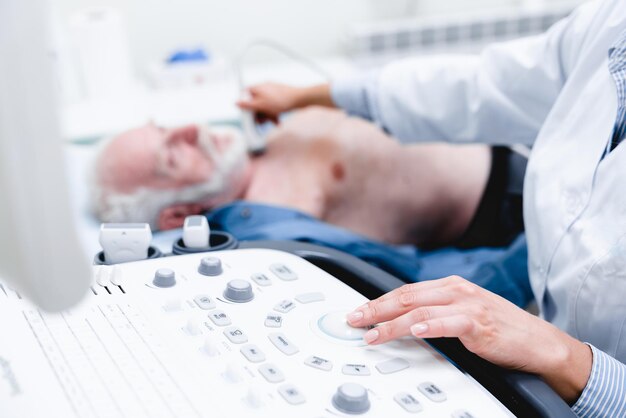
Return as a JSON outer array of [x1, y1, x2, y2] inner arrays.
[[93, 108, 524, 249]]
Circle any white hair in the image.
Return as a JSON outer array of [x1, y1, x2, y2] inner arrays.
[[90, 124, 248, 229]]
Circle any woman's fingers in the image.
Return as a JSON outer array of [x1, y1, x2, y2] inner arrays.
[[347, 279, 463, 327], [362, 305, 462, 345], [409, 315, 475, 339]]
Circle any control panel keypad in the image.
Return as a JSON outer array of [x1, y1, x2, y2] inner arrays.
[[304, 355, 333, 371], [342, 364, 371, 376], [273, 299, 296, 313], [268, 333, 299, 356], [208, 310, 232, 326], [223, 326, 248, 344], [277, 383, 306, 405], [194, 294, 216, 310], [71, 252, 511, 417], [418, 382, 447, 402], [264, 313, 283, 328], [258, 363, 285, 383], [394, 392, 423, 413]]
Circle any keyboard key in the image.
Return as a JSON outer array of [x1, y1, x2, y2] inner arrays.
[[223, 326, 248, 344], [270, 264, 298, 281], [418, 382, 447, 402], [208, 310, 232, 326], [265, 313, 283, 328], [278, 383, 306, 405], [304, 356, 333, 371], [342, 364, 371, 376], [240, 344, 265, 363], [193, 294, 215, 310], [258, 363, 285, 383], [295, 292, 325, 304], [394, 392, 423, 413], [268, 333, 299, 355], [274, 300, 295, 313], [251, 273, 272, 286], [375, 358, 410, 375]]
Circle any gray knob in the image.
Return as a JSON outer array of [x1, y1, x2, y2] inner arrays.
[[223, 279, 254, 303], [153, 268, 176, 288], [198, 257, 222, 276], [332, 383, 370, 415]]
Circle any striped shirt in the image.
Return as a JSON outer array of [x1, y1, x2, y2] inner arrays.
[[571, 345, 626, 417]]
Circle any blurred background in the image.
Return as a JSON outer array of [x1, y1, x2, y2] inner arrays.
[[51, 0, 585, 141]]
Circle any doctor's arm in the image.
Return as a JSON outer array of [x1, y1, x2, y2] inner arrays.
[[346, 277, 626, 416], [239, 1, 597, 146]]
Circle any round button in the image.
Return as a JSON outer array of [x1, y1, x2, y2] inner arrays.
[[318, 311, 368, 342], [332, 383, 370, 415], [223, 279, 254, 303], [153, 268, 176, 288], [198, 257, 223, 276]]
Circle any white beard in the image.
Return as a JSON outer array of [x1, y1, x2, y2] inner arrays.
[[91, 124, 250, 229]]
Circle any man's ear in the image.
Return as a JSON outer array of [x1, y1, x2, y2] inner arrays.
[[167, 125, 199, 146], [157, 203, 205, 230]]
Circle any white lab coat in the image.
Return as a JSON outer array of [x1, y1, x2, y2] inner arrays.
[[343, 0, 626, 361]]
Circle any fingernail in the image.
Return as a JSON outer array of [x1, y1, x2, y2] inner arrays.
[[410, 323, 428, 335], [347, 311, 363, 323], [364, 329, 379, 344]]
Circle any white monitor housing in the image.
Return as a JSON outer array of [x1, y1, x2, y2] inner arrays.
[[0, 0, 91, 311]]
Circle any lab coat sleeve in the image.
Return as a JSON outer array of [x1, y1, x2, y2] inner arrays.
[[571, 345, 626, 417], [331, 2, 598, 146]]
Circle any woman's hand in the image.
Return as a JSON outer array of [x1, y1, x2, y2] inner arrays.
[[347, 275, 592, 403], [237, 83, 334, 123]]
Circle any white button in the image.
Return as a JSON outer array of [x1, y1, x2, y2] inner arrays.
[[222, 363, 244, 383], [258, 363, 285, 383], [268, 333, 299, 355], [278, 383, 306, 405], [375, 358, 410, 374], [110, 266, 124, 286], [194, 294, 216, 310], [162, 299, 182, 312], [208, 310, 232, 326], [295, 292, 325, 304], [270, 263, 298, 281], [342, 364, 371, 376], [223, 326, 248, 344], [304, 356, 333, 371], [394, 392, 423, 413], [184, 318, 202, 335], [418, 382, 446, 402], [240, 344, 266, 363], [95, 266, 111, 286], [245, 384, 265, 409], [274, 300, 296, 313], [251, 273, 272, 286], [202, 337, 220, 357], [265, 313, 283, 328]]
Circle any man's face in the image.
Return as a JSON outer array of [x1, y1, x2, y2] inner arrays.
[[97, 123, 248, 195]]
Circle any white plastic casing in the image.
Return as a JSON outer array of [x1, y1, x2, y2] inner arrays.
[[183, 215, 210, 248], [0, 0, 90, 311], [99, 223, 152, 264]]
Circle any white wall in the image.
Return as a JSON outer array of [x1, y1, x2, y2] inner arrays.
[[54, 0, 529, 75]]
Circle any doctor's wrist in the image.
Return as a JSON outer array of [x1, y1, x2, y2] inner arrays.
[[294, 84, 335, 110], [539, 333, 592, 404]]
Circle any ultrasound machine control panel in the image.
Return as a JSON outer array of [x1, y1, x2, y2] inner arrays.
[[0, 245, 521, 418]]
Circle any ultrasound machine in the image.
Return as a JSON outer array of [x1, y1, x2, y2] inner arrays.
[[0, 2, 576, 417]]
